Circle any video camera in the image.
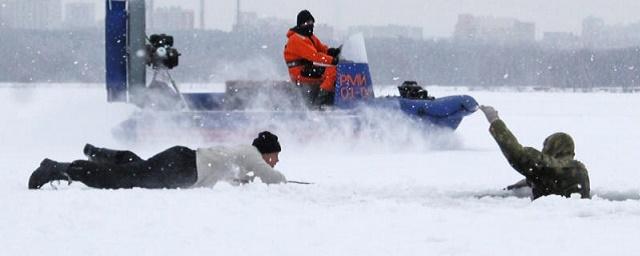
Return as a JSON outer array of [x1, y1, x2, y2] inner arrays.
[[146, 34, 180, 69], [398, 81, 435, 100]]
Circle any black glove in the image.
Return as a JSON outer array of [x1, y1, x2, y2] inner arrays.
[[331, 55, 339, 65], [327, 47, 341, 57]]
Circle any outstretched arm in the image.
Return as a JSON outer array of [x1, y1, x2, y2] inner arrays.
[[245, 154, 287, 185], [481, 106, 543, 178]]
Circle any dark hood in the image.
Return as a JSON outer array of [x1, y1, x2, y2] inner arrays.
[[542, 132, 575, 160]]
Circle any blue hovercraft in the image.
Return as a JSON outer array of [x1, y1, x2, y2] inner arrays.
[[105, 1, 478, 143]]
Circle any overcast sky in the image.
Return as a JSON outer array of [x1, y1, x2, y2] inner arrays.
[[85, 0, 640, 37]]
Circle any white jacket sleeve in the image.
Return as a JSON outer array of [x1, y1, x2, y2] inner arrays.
[[245, 154, 287, 184], [195, 145, 287, 187]]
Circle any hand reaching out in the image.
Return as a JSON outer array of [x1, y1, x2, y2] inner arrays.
[[479, 105, 500, 123]]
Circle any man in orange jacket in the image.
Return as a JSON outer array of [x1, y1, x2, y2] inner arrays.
[[284, 10, 341, 106]]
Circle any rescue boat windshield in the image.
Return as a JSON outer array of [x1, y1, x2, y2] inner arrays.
[[340, 33, 368, 64]]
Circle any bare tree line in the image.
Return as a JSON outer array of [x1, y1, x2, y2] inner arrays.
[[1, 29, 639, 88]]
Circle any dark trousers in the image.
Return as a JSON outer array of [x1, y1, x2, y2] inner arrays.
[[68, 146, 197, 189]]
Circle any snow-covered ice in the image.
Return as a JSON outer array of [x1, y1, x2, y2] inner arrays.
[[1, 84, 639, 256]]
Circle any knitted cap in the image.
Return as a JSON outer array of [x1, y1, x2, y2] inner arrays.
[[252, 131, 282, 154], [296, 10, 315, 27]]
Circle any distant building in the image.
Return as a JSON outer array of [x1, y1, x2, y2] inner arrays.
[[454, 14, 477, 41], [581, 16, 605, 48], [0, 0, 62, 30], [233, 11, 311, 37], [541, 32, 580, 49], [453, 14, 535, 44], [64, 2, 96, 29], [233, 11, 259, 32], [152, 6, 194, 31], [231, 0, 334, 39], [581, 16, 640, 49], [0, 1, 7, 28], [348, 25, 423, 40], [313, 24, 336, 42], [146, 0, 154, 30]]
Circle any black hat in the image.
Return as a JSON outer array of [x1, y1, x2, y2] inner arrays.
[[252, 131, 282, 154], [296, 10, 315, 27]]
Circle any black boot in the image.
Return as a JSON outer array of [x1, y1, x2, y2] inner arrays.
[[28, 159, 71, 189], [314, 90, 335, 107], [83, 143, 99, 161], [83, 143, 142, 164], [83, 143, 105, 163]]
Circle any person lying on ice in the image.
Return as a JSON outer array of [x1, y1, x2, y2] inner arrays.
[[479, 105, 591, 200], [28, 131, 287, 189], [284, 9, 340, 106]]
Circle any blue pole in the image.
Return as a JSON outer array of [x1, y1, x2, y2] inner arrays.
[[105, 0, 127, 102]]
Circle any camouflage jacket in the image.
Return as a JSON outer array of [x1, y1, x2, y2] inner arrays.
[[489, 120, 590, 200]]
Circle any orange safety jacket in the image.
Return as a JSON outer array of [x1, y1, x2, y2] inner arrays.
[[284, 29, 335, 84]]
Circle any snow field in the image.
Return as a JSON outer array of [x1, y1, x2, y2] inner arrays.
[[1, 85, 639, 255]]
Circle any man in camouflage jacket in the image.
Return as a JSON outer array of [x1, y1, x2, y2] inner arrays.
[[480, 106, 591, 200]]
